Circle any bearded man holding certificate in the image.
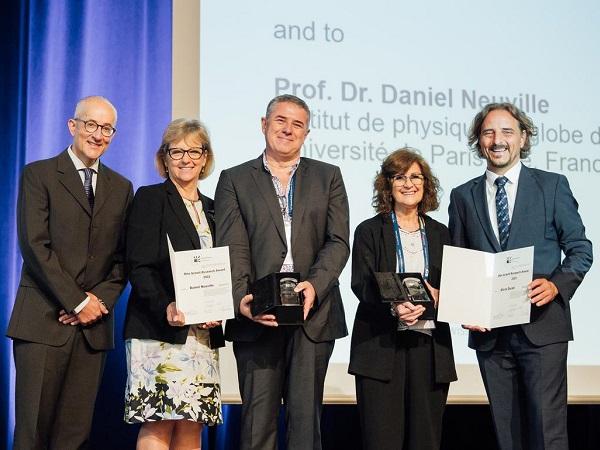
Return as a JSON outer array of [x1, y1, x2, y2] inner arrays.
[[448, 103, 593, 450]]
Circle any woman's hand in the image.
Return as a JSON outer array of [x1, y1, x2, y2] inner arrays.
[[395, 301, 425, 326], [166, 302, 186, 326], [200, 320, 222, 329]]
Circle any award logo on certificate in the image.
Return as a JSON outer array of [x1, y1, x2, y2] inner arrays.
[[167, 236, 235, 325], [437, 245, 534, 329]]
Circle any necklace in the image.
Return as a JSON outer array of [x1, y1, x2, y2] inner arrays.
[[394, 212, 419, 232], [185, 199, 202, 229], [401, 230, 423, 254]]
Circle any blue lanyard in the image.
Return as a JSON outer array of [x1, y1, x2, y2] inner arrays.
[[390, 212, 430, 280], [287, 174, 296, 218]]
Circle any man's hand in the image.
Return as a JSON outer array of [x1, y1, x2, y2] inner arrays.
[[58, 310, 79, 326], [395, 302, 425, 326], [200, 320, 222, 329], [239, 294, 278, 327], [295, 281, 316, 320], [462, 324, 490, 332], [166, 302, 186, 326], [528, 278, 559, 307], [76, 292, 109, 326]]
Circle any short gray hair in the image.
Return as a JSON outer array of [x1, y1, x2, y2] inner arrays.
[[265, 94, 311, 124], [74, 95, 118, 124]]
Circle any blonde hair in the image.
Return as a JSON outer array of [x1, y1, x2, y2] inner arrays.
[[154, 118, 214, 180]]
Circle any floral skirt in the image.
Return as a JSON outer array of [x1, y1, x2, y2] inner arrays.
[[124, 326, 222, 425]]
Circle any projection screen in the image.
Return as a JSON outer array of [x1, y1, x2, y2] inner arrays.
[[173, 0, 600, 403]]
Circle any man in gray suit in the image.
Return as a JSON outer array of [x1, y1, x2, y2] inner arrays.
[[448, 103, 593, 450], [215, 94, 350, 450], [7, 96, 133, 449]]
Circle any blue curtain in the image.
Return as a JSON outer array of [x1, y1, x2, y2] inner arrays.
[[0, 1, 172, 448]]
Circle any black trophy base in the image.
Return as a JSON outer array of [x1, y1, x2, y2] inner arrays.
[[250, 272, 304, 325], [413, 300, 436, 321], [266, 304, 304, 325]]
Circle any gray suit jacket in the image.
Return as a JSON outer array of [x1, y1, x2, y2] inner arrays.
[[448, 165, 593, 351], [7, 149, 133, 351], [215, 155, 350, 343]]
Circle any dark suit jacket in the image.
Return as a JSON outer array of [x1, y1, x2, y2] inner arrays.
[[348, 213, 457, 384], [215, 156, 350, 343], [123, 179, 224, 348], [7, 149, 133, 351], [448, 165, 593, 351]]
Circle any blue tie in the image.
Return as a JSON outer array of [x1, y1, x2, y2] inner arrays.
[[83, 168, 95, 210], [495, 176, 510, 250]]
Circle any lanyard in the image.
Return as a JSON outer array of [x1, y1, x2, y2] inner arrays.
[[287, 174, 296, 218], [390, 212, 430, 280]]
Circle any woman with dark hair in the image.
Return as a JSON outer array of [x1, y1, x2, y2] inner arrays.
[[349, 148, 457, 450], [123, 118, 224, 449]]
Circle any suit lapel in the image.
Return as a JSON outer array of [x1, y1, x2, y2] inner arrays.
[[471, 175, 502, 252], [56, 150, 92, 216], [507, 166, 541, 250], [200, 194, 216, 247], [92, 163, 113, 218], [291, 160, 308, 252], [381, 214, 397, 272], [249, 157, 286, 244], [165, 180, 201, 249]]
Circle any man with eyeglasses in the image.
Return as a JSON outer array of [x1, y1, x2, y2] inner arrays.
[[8, 95, 133, 449], [448, 103, 592, 450], [215, 94, 350, 450]]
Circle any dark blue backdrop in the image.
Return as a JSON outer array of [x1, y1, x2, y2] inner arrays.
[[0, 1, 171, 448]]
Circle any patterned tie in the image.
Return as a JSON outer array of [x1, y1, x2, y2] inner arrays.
[[83, 168, 95, 209], [495, 176, 510, 250]]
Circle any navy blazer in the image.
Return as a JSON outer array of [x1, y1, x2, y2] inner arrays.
[[448, 165, 593, 350], [123, 179, 224, 348], [348, 213, 457, 384]]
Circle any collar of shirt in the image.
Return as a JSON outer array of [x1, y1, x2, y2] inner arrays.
[[261, 150, 300, 176], [67, 146, 100, 173], [485, 160, 522, 189], [68, 146, 100, 192]]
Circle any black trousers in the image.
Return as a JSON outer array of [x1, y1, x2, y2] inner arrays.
[[13, 331, 105, 450], [233, 326, 334, 450], [355, 331, 449, 450]]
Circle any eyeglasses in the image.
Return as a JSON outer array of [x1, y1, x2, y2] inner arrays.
[[73, 118, 116, 137], [390, 174, 425, 186], [167, 147, 206, 160]]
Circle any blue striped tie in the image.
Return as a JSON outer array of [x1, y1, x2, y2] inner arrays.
[[83, 168, 95, 210], [495, 176, 510, 250]]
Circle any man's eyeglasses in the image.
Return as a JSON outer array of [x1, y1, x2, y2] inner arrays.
[[73, 118, 116, 137], [390, 174, 425, 186], [167, 147, 207, 160]]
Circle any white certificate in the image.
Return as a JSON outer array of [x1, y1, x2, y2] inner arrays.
[[437, 245, 534, 329], [167, 236, 234, 325]]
